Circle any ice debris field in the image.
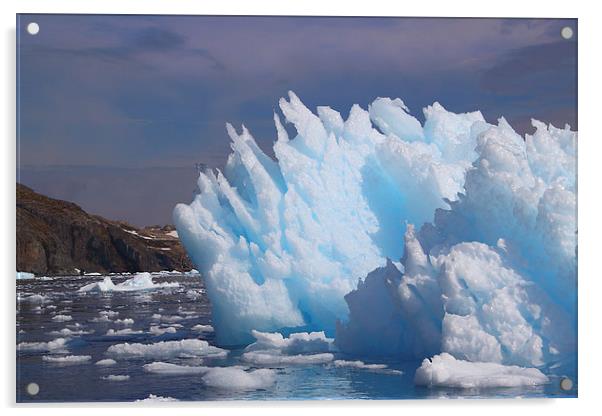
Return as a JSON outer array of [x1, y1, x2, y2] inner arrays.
[[174, 91, 577, 388]]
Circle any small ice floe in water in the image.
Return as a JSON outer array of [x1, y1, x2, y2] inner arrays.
[[102, 375, 130, 381], [333, 360, 402, 375], [51, 314, 73, 322], [202, 367, 275, 390], [106, 339, 228, 360], [42, 355, 91, 364], [159, 315, 184, 324], [78, 272, 179, 292], [19, 294, 48, 304], [105, 328, 143, 337], [114, 318, 134, 326], [245, 330, 335, 354], [48, 328, 91, 337], [91, 315, 112, 323], [143, 362, 275, 390], [100, 310, 119, 318], [18, 338, 68, 353], [242, 351, 334, 365], [136, 394, 178, 402], [16, 271, 35, 280], [241, 330, 335, 365], [149, 326, 177, 336], [143, 362, 208, 375], [414, 353, 549, 388], [95, 358, 117, 366], [191, 324, 214, 333]]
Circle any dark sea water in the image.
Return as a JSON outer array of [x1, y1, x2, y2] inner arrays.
[[16, 274, 577, 402]]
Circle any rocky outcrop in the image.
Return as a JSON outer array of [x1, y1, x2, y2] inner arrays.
[[16, 183, 193, 275]]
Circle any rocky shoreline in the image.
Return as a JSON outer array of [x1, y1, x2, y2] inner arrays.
[[17, 183, 193, 275]]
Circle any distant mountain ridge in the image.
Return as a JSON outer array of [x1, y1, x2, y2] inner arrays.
[[16, 183, 193, 275]]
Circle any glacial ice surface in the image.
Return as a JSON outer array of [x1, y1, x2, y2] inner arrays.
[[174, 91, 576, 373]]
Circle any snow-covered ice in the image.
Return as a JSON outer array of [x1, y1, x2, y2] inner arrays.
[[78, 273, 179, 292], [414, 353, 549, 388]]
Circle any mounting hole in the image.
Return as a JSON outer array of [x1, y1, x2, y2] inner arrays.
[[561, 26, 573, 40], [560, 377, 573, 391], [26, 22, 40, 35], [26, 382, 40, 396]]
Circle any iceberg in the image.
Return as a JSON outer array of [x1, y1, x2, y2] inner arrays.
[[174, 92, 576, 374]]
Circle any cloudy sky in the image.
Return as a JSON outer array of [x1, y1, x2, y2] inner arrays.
[[17, 15, 577, 225]]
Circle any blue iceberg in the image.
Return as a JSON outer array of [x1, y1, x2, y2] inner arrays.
[[174, 92, 576, 369]]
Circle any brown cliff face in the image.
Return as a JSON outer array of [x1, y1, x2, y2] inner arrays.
[[16, 183, 193, 275]]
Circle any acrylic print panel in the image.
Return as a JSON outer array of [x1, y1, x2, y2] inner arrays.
[[16, 14, 577, 402]]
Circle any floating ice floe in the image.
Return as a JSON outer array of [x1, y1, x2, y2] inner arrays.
[[191, 324, 214, 333], [51, 314, 73, 322], [16, 272, 35, 280], [105, 328, 143, 337], [333, 360, 402, 375], [48, 328, 92, 337], [42, 355, 91, 364], [149, 326, 177, 336], [95, 358, 117, 366], [136, 394, 178, 402], [78, 273, 179, 292], [414, 353, 549, 388], [143, 361, 208, 375], [18, 338, 68, 353], [19, 294, 48, 304], [114, 318, 134, 326], [102, 375, 130, 381], [106, 339, 228, 360], [241, 351, 334, 365], [143, 362, 275, 390], [241, 330, 335, 365]]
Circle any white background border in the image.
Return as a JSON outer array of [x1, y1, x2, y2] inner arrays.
[[2, 1, 600, 414]]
